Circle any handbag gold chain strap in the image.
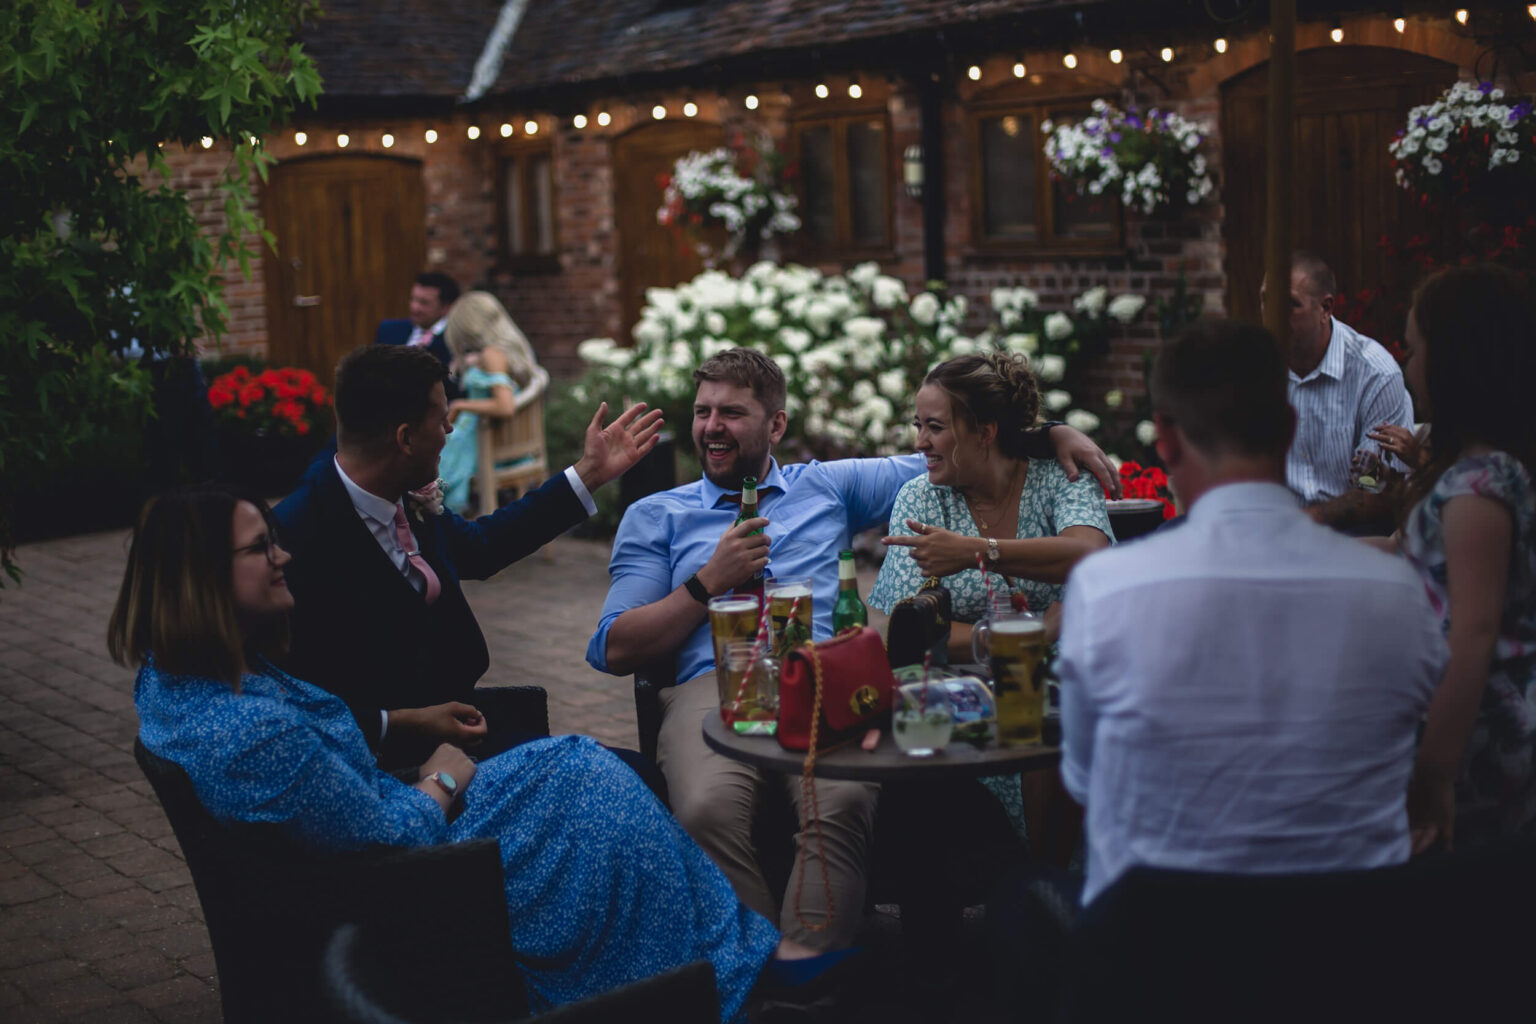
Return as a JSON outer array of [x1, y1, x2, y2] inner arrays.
[[793, 642, 835, 934]]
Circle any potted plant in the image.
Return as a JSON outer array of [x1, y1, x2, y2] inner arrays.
[[656, 128, 801, 267], [207, 364, 331, 496], [1389, 80, 1534, 213], [1043, 99, 1215, 216]]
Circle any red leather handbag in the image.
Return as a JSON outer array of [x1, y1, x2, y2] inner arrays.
[[777, 627, 896, 752]]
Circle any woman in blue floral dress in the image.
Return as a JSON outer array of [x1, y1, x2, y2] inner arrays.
[[870, 353, 1112, 834], [108, 485, 839, 1021], [1393, 265, 1536, 851]]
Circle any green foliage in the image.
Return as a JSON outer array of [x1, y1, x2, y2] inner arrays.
[[0, 0, 321, 584]]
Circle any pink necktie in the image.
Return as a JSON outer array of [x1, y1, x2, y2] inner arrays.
[[391, 504, 441, 605], [409, 328, 433, 348]]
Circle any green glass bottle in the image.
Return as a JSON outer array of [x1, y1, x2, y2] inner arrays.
[[734, 475, 764, 598], [832, 549, 868, 632]]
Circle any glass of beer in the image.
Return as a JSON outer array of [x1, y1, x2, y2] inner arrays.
[[709, 594, 761, 705], [765, 576, 814, 657], [988, 612, 1048, 746], [721, 640, 778, 734]]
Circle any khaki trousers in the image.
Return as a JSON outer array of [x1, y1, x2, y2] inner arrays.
[[658, 672, 878, 949]]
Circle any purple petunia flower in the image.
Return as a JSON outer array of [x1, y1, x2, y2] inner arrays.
[[1101, 147, 1115, 159], [1511, 102, 1532, 123], [1109, 131, 1122, 143], [1126, 115, 1142, 129], [1479, 81, 1495, 96], [1416, 116, 1430, 127]]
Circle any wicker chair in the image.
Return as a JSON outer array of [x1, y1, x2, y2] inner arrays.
[[474, 369, 549, 518], [323, 923, 719, 1023]]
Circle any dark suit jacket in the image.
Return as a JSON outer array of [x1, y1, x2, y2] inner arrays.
[[375, 319, 459, 400], [272, 458, 588, 755]]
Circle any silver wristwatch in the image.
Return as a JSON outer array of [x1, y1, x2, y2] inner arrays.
[[985, 537, 1001, 563]]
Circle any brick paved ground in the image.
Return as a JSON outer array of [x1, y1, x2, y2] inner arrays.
[[0, 528, 900, 1022]]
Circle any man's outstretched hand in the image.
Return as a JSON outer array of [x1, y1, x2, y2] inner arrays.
[[574, 402, 666, 493]]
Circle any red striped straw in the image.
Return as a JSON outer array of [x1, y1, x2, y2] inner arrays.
[[732, 596, 773, 716], [920, 647, 933, 705], [977, 551, 996, 607]]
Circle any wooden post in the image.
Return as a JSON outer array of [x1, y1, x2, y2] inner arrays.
[[1264, 0, 1296, 360]]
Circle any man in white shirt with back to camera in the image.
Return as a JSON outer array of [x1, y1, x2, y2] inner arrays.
[[1058, 317, 1446, 907]]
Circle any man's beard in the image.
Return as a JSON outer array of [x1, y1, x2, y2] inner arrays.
[[697, 437, 768, 491]]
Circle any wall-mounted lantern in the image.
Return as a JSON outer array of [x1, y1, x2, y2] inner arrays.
[[903, 144, 924, 200]]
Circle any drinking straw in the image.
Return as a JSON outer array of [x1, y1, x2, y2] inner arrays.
[[732, 595, 773, 714], [977, 551, 996, 607]]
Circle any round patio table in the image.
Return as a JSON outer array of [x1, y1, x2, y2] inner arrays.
[[701, 713, 1059, 781]]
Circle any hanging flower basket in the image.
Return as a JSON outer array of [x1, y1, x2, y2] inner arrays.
[[1043, 99, 1215, 216], [656, 129, 800, 267], [1389, 80, 1535, 211]]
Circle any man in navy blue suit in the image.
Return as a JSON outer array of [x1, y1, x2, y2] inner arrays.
[[274, 344, 663, 769], [377, 271, 460, 396]]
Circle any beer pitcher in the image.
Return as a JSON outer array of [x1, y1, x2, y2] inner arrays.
[[970, 594, 1023, 663]]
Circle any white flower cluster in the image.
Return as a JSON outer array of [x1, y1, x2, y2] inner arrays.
[[657, 145, 800, 262], [577, 262, 1150, 458], [1043, 99, 1215, 215], [1390, 80, 1533, 188]]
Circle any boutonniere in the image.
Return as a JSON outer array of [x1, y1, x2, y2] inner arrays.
[[406, 478, 447, 521]]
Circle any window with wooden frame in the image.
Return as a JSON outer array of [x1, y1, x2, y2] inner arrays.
[[967, 91, 1123, 256], [496, 141, 559, 273], [789, 110, 892, 257]]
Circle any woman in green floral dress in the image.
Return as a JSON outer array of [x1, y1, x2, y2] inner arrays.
[[870, 352, 1112, 836]]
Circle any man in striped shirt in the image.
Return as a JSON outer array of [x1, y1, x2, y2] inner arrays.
[[1262, 252, 1414, 530]]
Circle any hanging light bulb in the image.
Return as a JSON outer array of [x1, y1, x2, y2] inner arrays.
[[1160, 46, 1174, 62], [500, 122, 513, 137], [200, 136, 214, 149], [651, 104, 666, 119], [524, 120, 538, 134], [1109, 49, 1123, 64], [847, 75, 862, 99], [1215, 37, 1228, 54], [425, 128, 438, 143], [573, 114, 588, 129], [1012, 60, 1026, 78], [683, 100, 698, 117], [815, 82, 829, 98], [597, 111, 611, 126], [967, 65, 982, 81], [467, 125, 481, 140], [381, 133, 394, 148], [1063, 52, 1077, 69], [1528, 5, 1536, 21], [294, 131, 307, 146], [336, 133, 350, 148], [1331, 26, 1344, 43], [745, 93, 759, 110], [1454, 9, 1468, 25]]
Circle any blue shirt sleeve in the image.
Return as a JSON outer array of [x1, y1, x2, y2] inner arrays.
[[820, 454, 927, 534], [586, 499, 674, 674]]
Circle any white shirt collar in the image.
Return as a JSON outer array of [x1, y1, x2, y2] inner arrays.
[[334, 456, 402, 527], [1186, 480, 1300, 523]]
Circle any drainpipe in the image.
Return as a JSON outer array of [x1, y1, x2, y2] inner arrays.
[[920, 70, 946, 285]]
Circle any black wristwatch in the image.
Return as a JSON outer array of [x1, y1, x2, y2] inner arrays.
[[1023, 421, 1067, 460], [683, 572, 713, 604]]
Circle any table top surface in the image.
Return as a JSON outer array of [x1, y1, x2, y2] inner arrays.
[[702, 712, 1060, 782]]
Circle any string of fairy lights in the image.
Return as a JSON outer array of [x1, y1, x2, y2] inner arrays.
[[190, 8, 1526, 153]]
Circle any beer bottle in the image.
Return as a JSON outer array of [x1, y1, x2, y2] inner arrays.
[[734, 475, 765, 598], [832, 549, 868, 632]]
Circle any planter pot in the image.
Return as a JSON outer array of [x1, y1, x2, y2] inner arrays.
[[217, 429, 322, 499]]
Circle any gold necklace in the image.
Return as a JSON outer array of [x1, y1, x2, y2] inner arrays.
[[962, 465, 1024, 535]]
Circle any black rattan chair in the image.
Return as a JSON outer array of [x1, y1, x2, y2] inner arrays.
[[323, 923, 719, 1023]]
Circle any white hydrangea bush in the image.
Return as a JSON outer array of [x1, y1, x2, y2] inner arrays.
[[1043, 99, 1215, 215], [575, 262, 1149, 459]]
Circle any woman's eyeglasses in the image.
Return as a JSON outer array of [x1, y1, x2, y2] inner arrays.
[[233, 533, 285, 565]]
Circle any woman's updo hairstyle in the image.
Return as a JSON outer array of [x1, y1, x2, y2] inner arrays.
[[924, 351, 1041, 460]]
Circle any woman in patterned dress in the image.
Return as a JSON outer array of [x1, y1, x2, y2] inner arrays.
[[438, 291, 547, 512], [871, 351, 1113, 655], [869, 353, 1111, 837], [1393, 265, 1536, 851], [107, 484, 843, 1021]]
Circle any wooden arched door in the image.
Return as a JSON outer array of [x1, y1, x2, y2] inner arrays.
[[611, 121, 724, 340], [261, 156, 426, 383], [1221, 47, 1456, 321]]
